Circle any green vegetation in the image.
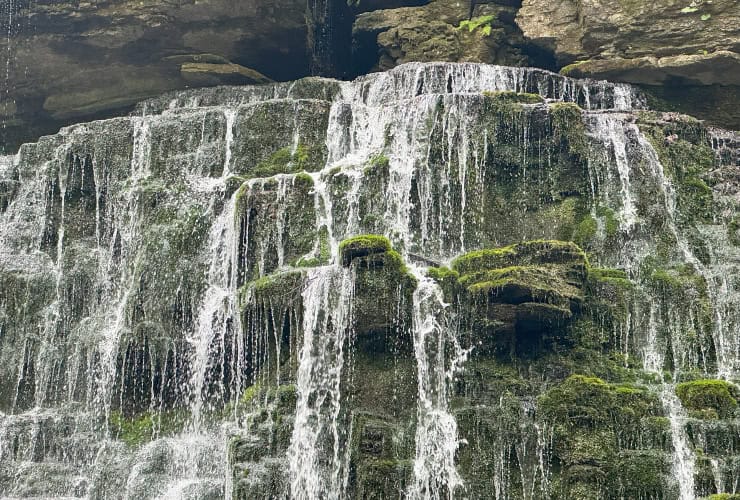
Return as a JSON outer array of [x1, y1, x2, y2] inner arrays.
[[339, 234, 392, 267], [427, 266, 459, 298], [369, 153, 390, 169], [482, 90, 544, 104], [452, 240, 586, 275], [574, 215, 597, 246], [239, 383, 262, 406], [639, 118, 716, 224], [458, 15, 495, 36], [596, 206, 619, 237], [109, 409, 187, 447], [539, 374, 660, 429], [550, 102, 588, 158], [729, 216, 740, 246], [559, 60, 589, 76], [675, 379, 739, 418], [251, 144, 318, 178], [239, 269, 306, 309]]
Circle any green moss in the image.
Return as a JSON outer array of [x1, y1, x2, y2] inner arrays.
[[703, 494, 740, 500], [239, 269, 306, 309], [427, 266, 459, 285], [239, 383, 261, 406], [647, 264, 708, 298], [368, 153, 389, 169], [109, 409, 187, 447], [462, 265, 582, 307], [574, 215, 597, 246], [294, 256, 321, 267], [293, 171, 314, 188], [224, 175, 248, 196], [482, 90, 544, 104], [675, 379, 739, 418], [251, 144, 320, 178], [339, 234, 392, 267], [253, 270, 304, 294], [560, 60, 589, 76], [318, 226, 332, 263], [452, 240, 586, 275], [639, 121, 716, 223], [538, 374, 659, 429], [458, 15, 495, 36], [550, 102, 588, 158], [595, 206, 619, 237], [274, 384, 297, 411]]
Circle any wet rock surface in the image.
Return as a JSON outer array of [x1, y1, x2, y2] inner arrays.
[[0, 61, 739, 499]]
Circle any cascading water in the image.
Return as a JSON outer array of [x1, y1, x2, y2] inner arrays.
[[0, 61, 737, 499], [408, 272, 468, 499], [289, 267, 355, 499]]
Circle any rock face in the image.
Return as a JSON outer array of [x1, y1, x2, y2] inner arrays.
[[352, 0, 541, 74], [0, 0, 311, 150], [1, 62, 739, 499], [516, 0, 740, 70], [3, 0, 739, 152], [516, 0, 740, 127]]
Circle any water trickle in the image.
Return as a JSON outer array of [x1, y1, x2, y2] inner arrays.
[[408, 271, 469, 500], [289, 266, 355, 500]]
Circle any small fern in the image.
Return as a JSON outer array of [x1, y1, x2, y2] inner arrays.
[[458, 15, 495, 36]]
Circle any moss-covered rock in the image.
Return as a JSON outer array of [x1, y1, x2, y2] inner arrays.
[[339, 234, 392, 267], [451, 240, 588, 355], [482, 90, 544, 104], [538, 375, 668, 499], [341, 236, 416, 341], [452, 240, 587, 275], [676, 379, 739, 418], [109, 409, 188, 448], [584, 267, 634, 333], [538, 375, 660, 430]]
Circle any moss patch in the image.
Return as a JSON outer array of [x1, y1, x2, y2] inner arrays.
[[109, 409, 188, 447], [452, 240, 586, 275], [251, 144, 321, 178], [482, 90, 544, 104], [675, 379, 739, 418], [339, 234, 392, 267]]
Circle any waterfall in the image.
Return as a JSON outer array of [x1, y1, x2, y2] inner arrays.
[[0, 61, 737, 499], [644, 304, 697, 500]]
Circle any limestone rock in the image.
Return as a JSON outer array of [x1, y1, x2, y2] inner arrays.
[[0, 0, 310, 150], [517, 0, 740, 87], [353, 0, 532, 73]]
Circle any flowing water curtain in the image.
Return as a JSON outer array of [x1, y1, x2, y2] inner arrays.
[[1, 61, 738, 499]]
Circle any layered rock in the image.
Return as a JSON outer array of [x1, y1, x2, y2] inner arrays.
[[0, 62, 739, 499], [516, 0, 740, 128], [0, 0, 311, 150], [352, 0, 542, 74]]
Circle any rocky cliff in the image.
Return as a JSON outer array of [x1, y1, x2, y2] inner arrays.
[[0, 62, 738, 499], [2, 0, 738, 151]]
